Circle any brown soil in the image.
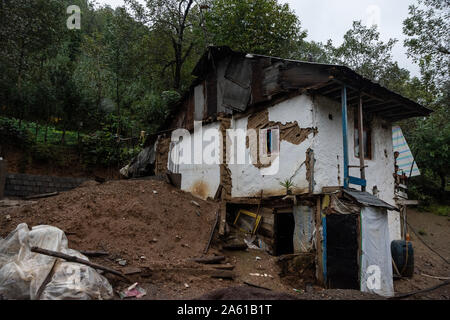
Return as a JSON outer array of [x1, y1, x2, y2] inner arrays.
[[1, 180, 447, 300], [393, 208, 450, 300], [2, 147, 120, 179]]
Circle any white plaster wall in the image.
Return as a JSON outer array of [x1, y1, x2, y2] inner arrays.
[[229, 95, 315, 198], [175, 122, 221, 200], [312, 95, 400, 241]]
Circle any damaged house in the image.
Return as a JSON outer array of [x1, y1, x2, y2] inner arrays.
[[122, 46, 431, 296]]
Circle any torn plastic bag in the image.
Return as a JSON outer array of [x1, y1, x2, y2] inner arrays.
[[0, 224, 67, 299], [41, 249, 113, 300], [0, 223, 113, 300]]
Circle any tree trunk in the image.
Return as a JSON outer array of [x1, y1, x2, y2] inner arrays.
[[440, 174, 446, 193], [60, 125, 66, 145]]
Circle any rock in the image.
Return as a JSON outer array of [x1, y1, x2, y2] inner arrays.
[[5, 215, 11, 222], [117, 259, 127, 266], [184, 283, 190, 288]]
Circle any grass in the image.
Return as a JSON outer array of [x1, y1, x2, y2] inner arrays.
[[418, 229, 427, 236], [428, 204, 450, 217], [3, 116, 83, 146]]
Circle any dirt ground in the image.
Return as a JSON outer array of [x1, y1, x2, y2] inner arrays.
[[0, 180, 448, 300], [3, 147, 120, 179], [393, 208, 450, 300]]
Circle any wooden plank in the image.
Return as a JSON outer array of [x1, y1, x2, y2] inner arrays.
[[190, 256, 226, 265], [212, 264, 235, 271], [31, 246, 128, 281], [315, 197, 324, 286], [204, 210, 220, 254], [218, 201, 227, 236], [321, 186, 342, 194], [24, 192, 59, 200], [211, 270, 235, 280], [396, 199, 419, 206]]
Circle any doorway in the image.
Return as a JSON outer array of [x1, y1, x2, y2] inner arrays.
[[326, 214, 359, 289], [275, 211, 295, 256]]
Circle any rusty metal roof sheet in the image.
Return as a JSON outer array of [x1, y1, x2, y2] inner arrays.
[[192, 46, 432, 122], [343, 189, 399, 211]]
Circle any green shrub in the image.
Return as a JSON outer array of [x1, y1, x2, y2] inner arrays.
[[0, 117, 33, 148], [30, 143, 64, 165]]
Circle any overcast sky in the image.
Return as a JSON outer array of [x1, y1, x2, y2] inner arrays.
[[97, 0, 420, 76]]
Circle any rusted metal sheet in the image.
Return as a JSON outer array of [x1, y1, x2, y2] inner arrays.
[[225, 55, 253, 88], [151, 46, 431, 143]]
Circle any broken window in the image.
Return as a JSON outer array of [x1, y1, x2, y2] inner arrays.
[[260, 127, 280, 156], [354, 113, 372, 160], [233, 209, 262, 235]]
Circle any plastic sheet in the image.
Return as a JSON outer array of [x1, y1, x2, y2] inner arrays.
[[0, 223, 113, 300], [293, 206, 315, 253], [360, 207, 394, 297]]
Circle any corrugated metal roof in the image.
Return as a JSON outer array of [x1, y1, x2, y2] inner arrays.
[[192, 46, 432, 122], [343, 189, 398, 211]]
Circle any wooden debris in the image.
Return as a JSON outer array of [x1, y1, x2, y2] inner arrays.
[[204, 210, 219, 254], [222, 243, 248, 251], [190, 256, 226, 265], [31, 246, 129, 281], [212, 264, 235, 271], [211, 270, 235, 280], [190, 200, 200, 207], [123, 267, 143, 276], [421, 273, 450, 280], [243, 281, 272, 291], [213, 184, 223, 201], [79, 250, 109, 257], [24, 192, 59, 200]]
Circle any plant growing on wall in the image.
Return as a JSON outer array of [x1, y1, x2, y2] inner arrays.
[[280, 177, 294, 195]]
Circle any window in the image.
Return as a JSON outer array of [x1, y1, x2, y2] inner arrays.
[[260, 127, 280, 156], [354, 113, 372, 160]]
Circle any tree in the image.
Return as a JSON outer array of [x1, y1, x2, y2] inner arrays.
[[0, 0, 66, 123], [126, 0, 201, 90], [325, 21, 403, 84], [205, 0, 306, 58], [401, 0, 449, 198], [403, 0, 450, 84]]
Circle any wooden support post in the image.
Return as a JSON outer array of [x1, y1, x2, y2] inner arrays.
[[358, 94, 366, 192], [0, 159, 7, 199], [341, 86, 349, 188], [218, 200, 227, 236], [315, 196, 324, 286]]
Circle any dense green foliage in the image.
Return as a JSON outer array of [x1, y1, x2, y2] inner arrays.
[[0, 0, 448, 201]]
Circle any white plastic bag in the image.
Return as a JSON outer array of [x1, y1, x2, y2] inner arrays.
[[0, 224, 113, 300], [41, 248, 113, 300]]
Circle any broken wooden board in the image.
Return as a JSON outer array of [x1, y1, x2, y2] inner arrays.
[[189, 256, 226, 265], [212, 264, 235, 271], [210, 270, 235, 280], [204, 210, 220, 254], [24, 192, 59, 200], [222, 242, 248, 251]]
